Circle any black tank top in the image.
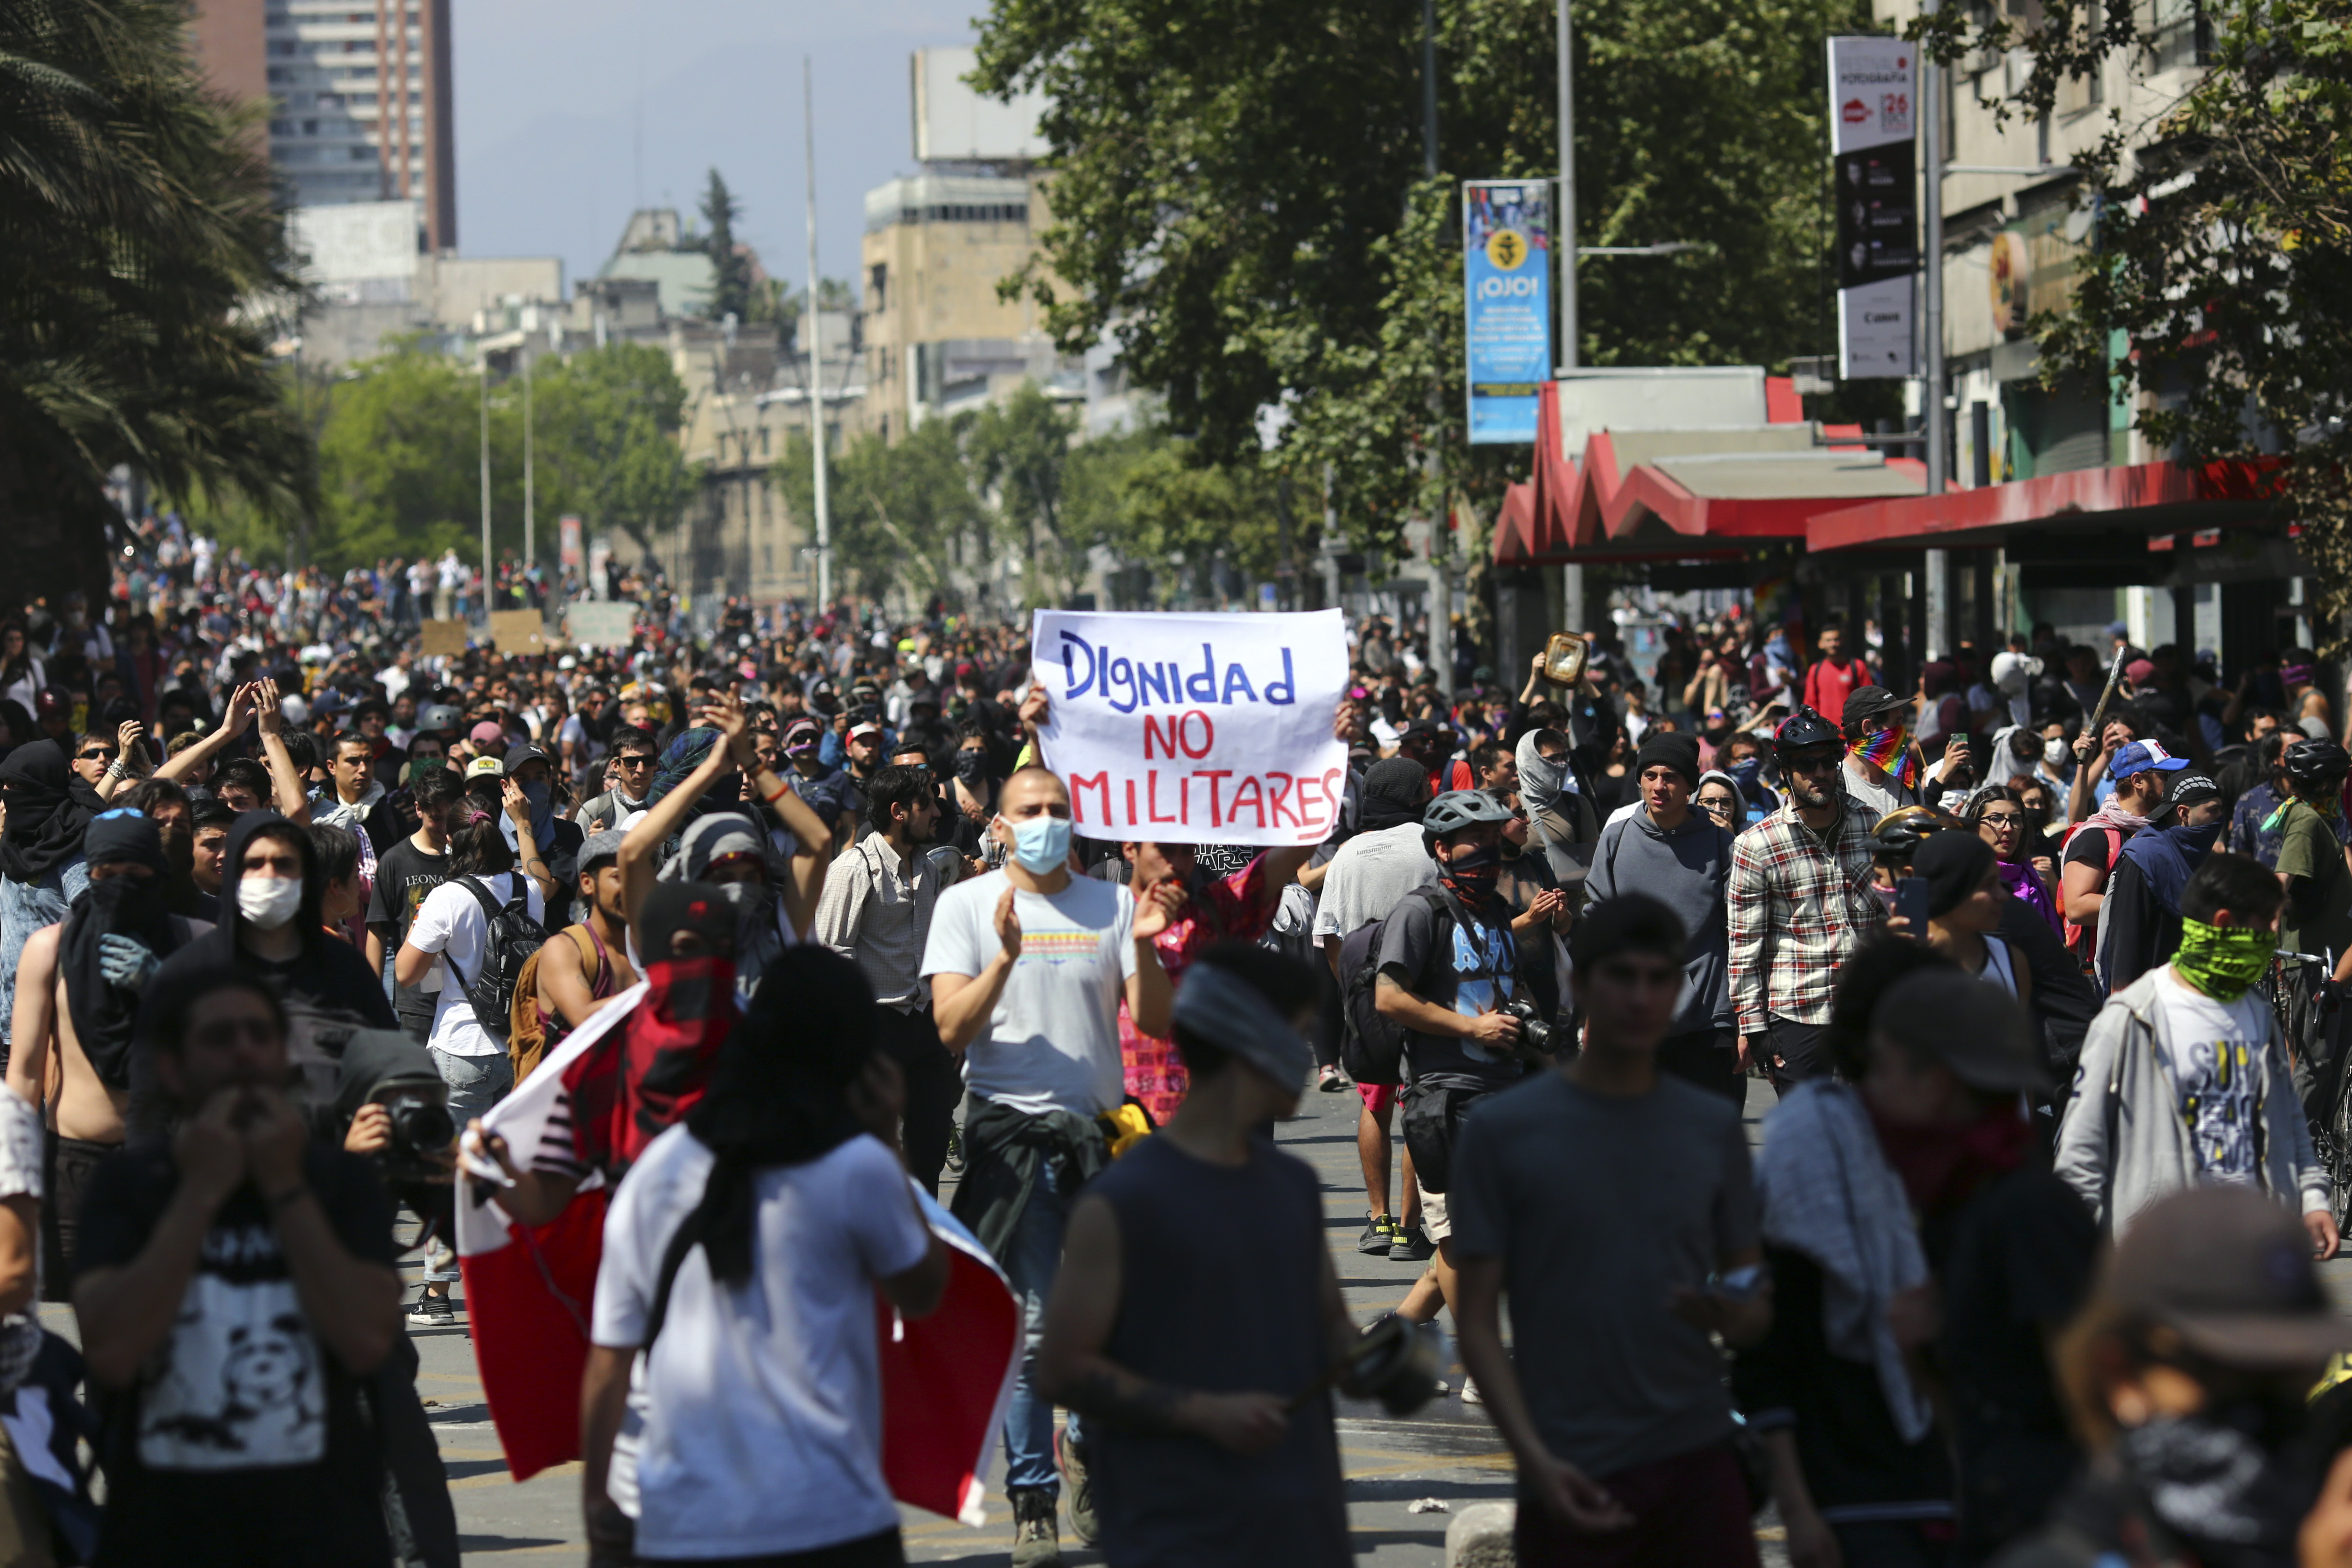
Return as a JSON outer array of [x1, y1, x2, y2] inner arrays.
[[1087, 1133, 1351, 1568]]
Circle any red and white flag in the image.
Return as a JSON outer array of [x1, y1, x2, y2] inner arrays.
[[456, 987, 1022, 1524]]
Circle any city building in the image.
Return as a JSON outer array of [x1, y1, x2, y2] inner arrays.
[[277, 200, 561, 365], [184, 0, 455, 250], [857, 47, 1082, 442]]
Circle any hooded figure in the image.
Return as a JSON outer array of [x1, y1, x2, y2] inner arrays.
[[0, 738, 104, 885], [664, 811, 790, 1000], [132, 811, 396, 1141], [561, 881, 741, 1183], [645, 729, 739, 823], [1511, 729, 1599, 889], [58, 811, 196, 1092]]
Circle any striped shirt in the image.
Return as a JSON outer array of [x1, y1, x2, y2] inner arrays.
[[1728, 796, 1887, 1034]]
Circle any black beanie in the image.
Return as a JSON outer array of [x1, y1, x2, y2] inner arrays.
[[1633, 734, 1702, 788], [83, 807, 168, 874], [1360, 757, 1432, 831], [1913, 829, 1996, 919]]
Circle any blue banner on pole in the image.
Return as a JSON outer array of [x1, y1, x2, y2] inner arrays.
[[1464, 179, 1552, 445]]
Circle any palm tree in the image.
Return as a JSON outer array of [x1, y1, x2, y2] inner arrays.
[[0, 0, 315, 606]]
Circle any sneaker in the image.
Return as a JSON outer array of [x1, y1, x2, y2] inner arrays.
[[407, 1292, 454, 1326], [1318, 1064, 1350, 1092], [1461, 1376, 1483, 1406], [1056, 1427, 1098, 1545], [1358, 1213, 1397, 1256], [1009, 1485, 1062, 1568], [1389, 1224, 1434, 1262]]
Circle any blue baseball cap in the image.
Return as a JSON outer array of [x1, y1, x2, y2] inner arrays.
[[2112, 739, 2190, 777]]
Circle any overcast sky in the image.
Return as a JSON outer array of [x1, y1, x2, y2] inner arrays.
[[451, 0, 984, 294]]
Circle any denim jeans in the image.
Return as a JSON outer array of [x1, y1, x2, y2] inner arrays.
[[1001, 1159, 1084, 1493], [423, 1047, 513, 1283], [0, 860, 87, 1058]]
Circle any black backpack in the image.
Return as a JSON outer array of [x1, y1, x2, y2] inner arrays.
[[452, 876, 548, 1042], [1336, 884, 1453, 1088]]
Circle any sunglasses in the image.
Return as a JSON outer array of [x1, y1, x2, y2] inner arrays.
[[615, 755, 655, 770], [76, 747, 112, 762]]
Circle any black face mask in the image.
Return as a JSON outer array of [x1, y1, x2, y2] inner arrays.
[[953, 750, 989, 784]]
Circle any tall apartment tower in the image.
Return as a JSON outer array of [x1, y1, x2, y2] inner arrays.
[[186, 0, 456, 251]]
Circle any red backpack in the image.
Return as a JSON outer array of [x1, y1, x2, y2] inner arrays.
[[2059, 819, 2127, 962]]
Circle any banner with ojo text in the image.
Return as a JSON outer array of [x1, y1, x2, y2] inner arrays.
[[1029, 609, 1349, 848]]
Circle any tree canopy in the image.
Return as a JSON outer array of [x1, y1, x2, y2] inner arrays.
[[1933, 0, 2352, 646], [698, 167, 755, 326], [0, 0, 316, 603], [972, 0, 1864, 552]]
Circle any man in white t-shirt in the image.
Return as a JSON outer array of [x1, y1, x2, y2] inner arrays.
[[584, 948, 948, 1566], [922, 766, 1177, 1568], [395, 832, 545, 1322]]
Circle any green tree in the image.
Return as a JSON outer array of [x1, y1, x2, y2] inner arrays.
[[970, 385, 1085, 605], [699, 167, 754, 325], [534, 342, 700, 565], [0, 0, 316, 603], [1930, 0, 2352, 646], [973, 0, 1861, 553], [775, 419, 991, 604], [1064, 423, 1284, 604], [308, 345, 494, 569]]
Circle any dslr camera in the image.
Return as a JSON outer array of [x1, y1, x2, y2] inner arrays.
[[1501, 997, 1553, 1052], [334, 1029, 458, 1184]]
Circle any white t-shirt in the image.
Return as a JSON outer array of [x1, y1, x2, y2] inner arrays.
[[1310, 821, 1437, 943], [409, 871, 546, 1058], [920, 870, 1136, 1117], [592, 1127, 928, 1560], [2152, 967, 2269, 1185]]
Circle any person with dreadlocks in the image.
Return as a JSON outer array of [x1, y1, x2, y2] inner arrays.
[[2056, 851, 2336, 1256], [580, 946, 949, 1567], [5, 810, 205, 1296]]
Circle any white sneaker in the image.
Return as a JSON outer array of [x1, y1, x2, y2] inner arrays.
[[1461, 1377, 1483, 1406]]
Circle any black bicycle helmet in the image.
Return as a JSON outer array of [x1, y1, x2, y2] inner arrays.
[[1423, 789, 1516, 836], [1866, 805, 1959, 859], [2284, 737, 2350, 788], [1772, 704, 1844, 758]]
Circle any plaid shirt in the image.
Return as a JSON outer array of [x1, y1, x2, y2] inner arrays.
[[1728, 795, 1887, 1033]]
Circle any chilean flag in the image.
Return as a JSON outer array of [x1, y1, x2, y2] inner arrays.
[[456, 987, 1023, 1525]]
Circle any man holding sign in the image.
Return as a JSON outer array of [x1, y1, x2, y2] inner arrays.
[[922, 765, 1183, 1566]]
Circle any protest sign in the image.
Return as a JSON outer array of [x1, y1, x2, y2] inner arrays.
[[1029, 609, 1348, 847], [565, 601, 636, 649], [489, 609, 548, 652], [418, 619, 469, 656]]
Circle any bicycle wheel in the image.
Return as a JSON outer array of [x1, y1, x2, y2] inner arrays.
[[2332, 1047, 2352, 1233]]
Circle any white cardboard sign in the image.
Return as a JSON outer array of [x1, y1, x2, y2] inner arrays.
[[1029, 609, 1350, 847]]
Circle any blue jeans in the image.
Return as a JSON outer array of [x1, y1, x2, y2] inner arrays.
[[423, 1047, 512, 1283], [1001, 1159, 1084, 1494], [0, 861, 87, 1056]]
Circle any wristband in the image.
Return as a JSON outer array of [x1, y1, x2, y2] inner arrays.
[[762, 778, 790, 805]]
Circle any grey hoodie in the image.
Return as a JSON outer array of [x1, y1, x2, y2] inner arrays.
[[1583, 804, 1736, 1034], [2054, 966, 2327, 1234]]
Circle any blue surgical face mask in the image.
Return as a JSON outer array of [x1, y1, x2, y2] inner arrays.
[[1007, 813, 1073, 873]]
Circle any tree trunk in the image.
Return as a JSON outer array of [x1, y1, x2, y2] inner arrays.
[[0, 423, 120, 614]]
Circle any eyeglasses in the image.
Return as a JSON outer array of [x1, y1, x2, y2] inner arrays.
[[76, 747, 112, 762], [1978, 811, 2024, 827]]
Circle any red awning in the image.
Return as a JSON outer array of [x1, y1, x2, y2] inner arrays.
[[1806, 457, 2280, 552], [1496, 378, 1923, 566]]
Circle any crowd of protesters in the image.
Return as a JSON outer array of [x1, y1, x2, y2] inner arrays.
[[0, 514, 2346, 1568]]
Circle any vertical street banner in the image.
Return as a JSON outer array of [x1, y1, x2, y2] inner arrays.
[[1029, 609, 1350, 847], [1463, 180, 1553, 445], [1827, 37, 1918, 379]]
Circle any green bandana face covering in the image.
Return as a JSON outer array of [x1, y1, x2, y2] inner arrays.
[[2172, 917, 2277, 1002]]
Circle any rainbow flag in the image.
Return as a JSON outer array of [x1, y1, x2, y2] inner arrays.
[[1849, 724, 1921, 788]]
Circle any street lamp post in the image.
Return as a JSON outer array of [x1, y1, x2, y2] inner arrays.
[[803, 56, 833, 613], [1922, 0, 1950, 659], [478, 344, 490, 623]]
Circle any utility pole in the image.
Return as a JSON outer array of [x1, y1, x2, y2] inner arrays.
[[1423, 0, 1455, 704], [1921, 0, 1949, 660], [522, 341, 535, 610], [803, 56, 833, 613], [1556, 0, 1584, 636], [477, 344, 490, 621]]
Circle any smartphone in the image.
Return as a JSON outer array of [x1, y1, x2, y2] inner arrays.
[[1894, 875, 1932, 933]]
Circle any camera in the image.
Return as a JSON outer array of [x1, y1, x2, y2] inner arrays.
[[1502, 997, 1553, 1051], [334, 1029, 457, 1183]]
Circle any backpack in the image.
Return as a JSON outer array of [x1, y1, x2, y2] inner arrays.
[[2059, 820, 2127, 961], [453, 876, 548, 1043], [1336, 884, 1454, 1088]]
